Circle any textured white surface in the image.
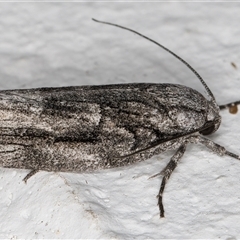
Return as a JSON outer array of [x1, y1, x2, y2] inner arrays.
[[0, 3, 240, 239]]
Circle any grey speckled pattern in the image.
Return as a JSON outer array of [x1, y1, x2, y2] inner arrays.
[[0, 83, 214, 174]]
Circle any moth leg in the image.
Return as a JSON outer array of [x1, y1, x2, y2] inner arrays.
[[149, 172, 162, 179], [158, 144, 187, 218], [23, 169, 39, 183], [149, 166, 169, 179], [196, 136, 240, 160], [219, 100, 240, 114]]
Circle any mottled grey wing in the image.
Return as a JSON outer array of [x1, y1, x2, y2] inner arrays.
[[0, 83, 209, 172]]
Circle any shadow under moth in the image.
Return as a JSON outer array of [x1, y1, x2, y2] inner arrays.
[[1, 19, 240, 218]]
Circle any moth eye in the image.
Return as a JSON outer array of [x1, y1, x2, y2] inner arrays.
[[199, 124, 215, 135]]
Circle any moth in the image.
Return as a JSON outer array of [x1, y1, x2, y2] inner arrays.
[[0, 19, 239, 218]]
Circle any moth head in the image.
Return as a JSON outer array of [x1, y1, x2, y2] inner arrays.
[[200, 100, 221, 136]]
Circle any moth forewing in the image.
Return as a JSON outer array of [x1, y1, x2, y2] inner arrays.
[[0, 83, 213, 171]]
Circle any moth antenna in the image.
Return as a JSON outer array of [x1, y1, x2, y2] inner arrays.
[[92, 18, 217, 104]]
